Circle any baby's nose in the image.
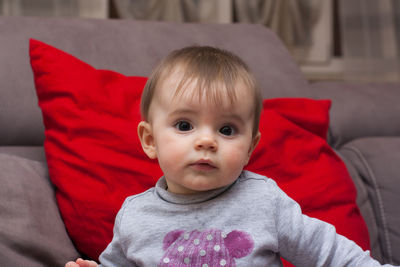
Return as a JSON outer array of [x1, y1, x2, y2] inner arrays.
[[194, 134, 218, 152]]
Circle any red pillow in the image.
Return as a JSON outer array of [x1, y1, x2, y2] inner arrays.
[[30, 39, 370, 263], [30, 39, 163, 259], [246, 99, 370, 266]]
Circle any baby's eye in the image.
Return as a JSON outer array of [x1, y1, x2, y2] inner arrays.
[[219, 125, 235, 136], [175, 121, 193, 132]]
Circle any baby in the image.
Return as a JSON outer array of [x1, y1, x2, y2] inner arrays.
[[66, 46, 395, 266]]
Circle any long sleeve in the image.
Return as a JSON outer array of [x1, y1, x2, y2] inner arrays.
[[272, 181, 392, 266], [99, 201, 138, 267]]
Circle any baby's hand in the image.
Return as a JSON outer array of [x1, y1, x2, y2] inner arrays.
[[65, 258, 98, 267]]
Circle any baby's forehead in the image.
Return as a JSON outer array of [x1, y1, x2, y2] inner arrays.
[[162, 70, 251, 104], [148, 62, 258, 119], [171, 91, 235, 111], [172, 82, 250, 109]]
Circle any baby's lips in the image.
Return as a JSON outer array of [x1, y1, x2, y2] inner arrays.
[[194, 158, 215, 166], [190, 159, 217, 171]]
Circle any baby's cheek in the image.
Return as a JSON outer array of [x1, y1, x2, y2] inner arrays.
[[156, 137, 188, 171], [223, 145, 249, 166]]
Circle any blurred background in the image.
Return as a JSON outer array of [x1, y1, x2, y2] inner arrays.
[[1, 0, 399, 82]]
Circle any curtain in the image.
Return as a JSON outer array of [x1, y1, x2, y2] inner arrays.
[[112, 0, 232, 23], [0, 0, 108, 18], [233, 0, 322, 55], [112, 0, 321, 47], [112, 0, 322, 62], [339, 0, 400, 82]]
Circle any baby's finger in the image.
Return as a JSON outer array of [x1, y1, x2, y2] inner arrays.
[[76, 258, 98, 267], [65, 261, 79, 267]]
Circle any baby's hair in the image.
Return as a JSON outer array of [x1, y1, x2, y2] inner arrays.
[[140, 46, 263, 136]]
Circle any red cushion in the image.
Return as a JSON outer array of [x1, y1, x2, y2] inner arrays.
[[30, 39, 163, 259], [30, 39, 370, 263], [246, 98, 370, 266]]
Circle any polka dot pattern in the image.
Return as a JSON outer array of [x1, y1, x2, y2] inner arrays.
[[159, 229, 254, 266]]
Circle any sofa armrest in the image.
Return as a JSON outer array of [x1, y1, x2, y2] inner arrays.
[[338, 138, 400, 265], [0, 152, 80, 266]]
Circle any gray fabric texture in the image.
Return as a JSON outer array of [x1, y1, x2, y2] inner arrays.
[[337, 150, 382, 261], [310, 82, 400, 148], [0, 146, 46, 162], [0, 153, 80, 266], [0, 15, 311, 146], [99, 171, 389, 266], [339, 138, 400, 265]]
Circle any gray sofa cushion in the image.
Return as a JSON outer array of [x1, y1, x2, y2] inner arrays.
[[0, 153, 80, 266], [310, 82, 400, 148], [337, 150, 382, 261], [339, 137, 400, 265], [0, 16, 312, 146], [0, 146, 46, 162]]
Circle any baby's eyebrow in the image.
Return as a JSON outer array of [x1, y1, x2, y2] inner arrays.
[[169, 108, 247, 125], [220, 113, 246, 125]]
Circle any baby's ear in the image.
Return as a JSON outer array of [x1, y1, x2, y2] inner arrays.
[[137, 121, 157, 159]]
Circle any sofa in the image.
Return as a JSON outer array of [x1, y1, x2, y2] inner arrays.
[[0, 15, 399, 266]]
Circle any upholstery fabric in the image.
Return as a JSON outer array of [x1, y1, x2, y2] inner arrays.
[[0, 146, 46, 162], [0, 153, 80, 266], [310, 82, 400, 148], [340, 137, 400, 265], [339, 151, 382, 260]]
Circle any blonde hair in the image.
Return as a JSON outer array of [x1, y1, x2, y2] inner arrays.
[[140, 46, 262, 136]]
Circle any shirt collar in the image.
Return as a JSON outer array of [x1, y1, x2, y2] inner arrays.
[[155, 176, 237, 205]]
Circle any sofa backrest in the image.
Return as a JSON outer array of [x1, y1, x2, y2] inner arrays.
[[310, 81, 400, 148], [0, 16, 312, 146]]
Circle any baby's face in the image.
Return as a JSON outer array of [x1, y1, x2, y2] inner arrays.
[[144, 73, 260, 194]]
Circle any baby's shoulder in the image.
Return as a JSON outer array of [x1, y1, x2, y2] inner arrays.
[[238, 170, 280, 190], [233, 170, 283, 198], [119, 188, 157, 213], [226, 171, 287, 214]]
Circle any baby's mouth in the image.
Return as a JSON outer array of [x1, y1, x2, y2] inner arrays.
[[190, 159, 217, 171]]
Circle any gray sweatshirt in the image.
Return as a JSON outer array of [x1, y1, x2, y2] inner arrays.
[[99, 171, 394, 266]]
